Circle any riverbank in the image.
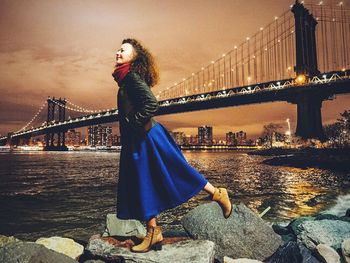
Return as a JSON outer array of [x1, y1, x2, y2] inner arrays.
[[249, 148, 350, 172], [1, 202, 349, 262]]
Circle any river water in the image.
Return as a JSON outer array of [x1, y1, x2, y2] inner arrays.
[[0, 150, 349, 242]]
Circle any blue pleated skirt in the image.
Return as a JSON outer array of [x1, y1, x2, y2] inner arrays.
[[117, 122, 208, 221]]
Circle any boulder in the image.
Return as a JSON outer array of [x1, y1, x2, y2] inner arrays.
[[224, 257, 262, 262], [314, 214, 340, 221], [340, 216, 350, 223], [266, 241, 320, 263], [0, 241, 77, 263], [272, 224, 290, 235], [299, 244, 322, 263], [342, 238, 350, 263], [297, 220, 350, 250], [86, 237, 215, 263], [315, 244, 340, 263], [181, 202, 282, 262], [102, 213, 146, 239], [346, 208, 350, 218], [35, 236, 84, 260], [281, 233, 297, 243], [288, 216, 315, 236], [0, 235, 20, 248]]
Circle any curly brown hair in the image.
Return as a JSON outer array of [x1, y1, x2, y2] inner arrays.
[[122, 38, 159, 88]]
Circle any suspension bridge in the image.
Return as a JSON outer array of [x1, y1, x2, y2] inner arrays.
[[1, 0, 349, 150]]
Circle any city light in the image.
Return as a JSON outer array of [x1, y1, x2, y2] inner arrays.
[[286, 118, 291, 136], [295, 74, 306, 85]]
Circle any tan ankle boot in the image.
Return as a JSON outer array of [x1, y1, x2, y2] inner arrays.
[[212, 187, 232, 218], [131, 226, 163, 253]]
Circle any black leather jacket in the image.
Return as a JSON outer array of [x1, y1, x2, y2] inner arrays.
[[116, 71, 159, 143]]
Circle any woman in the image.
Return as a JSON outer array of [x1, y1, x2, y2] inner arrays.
[[112, 38, 232, 253]]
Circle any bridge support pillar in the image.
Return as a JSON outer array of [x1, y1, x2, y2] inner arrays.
[[292, 0, 319, 77], [44, 97, 68, 151], [295, 94, 325, 141]]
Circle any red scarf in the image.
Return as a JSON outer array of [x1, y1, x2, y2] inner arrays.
[[112, 63, 131, 83]]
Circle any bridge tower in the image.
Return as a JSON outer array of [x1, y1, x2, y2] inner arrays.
[[291, 0, 325, 141], [44, 97, 68, 151]]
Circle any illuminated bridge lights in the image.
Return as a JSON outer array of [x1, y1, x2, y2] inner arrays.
[[1, 70, 347, 142], [157, 71, 348, 107], [295, 74, 307, 85]]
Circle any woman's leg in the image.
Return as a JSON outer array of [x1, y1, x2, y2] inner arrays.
[[146, 217, 157, 230], [131, 216, 163, 253], [203, 182, 215, 196], [203, 181, 232, 218]]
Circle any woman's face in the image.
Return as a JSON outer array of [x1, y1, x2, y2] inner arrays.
[[116, 43, 135, 65]]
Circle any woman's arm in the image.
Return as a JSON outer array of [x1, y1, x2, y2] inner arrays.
[[123, 72, 159, 129]]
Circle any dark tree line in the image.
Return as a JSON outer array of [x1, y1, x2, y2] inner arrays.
[[324, 110, 350, 148], [259, 110, 349, 148]]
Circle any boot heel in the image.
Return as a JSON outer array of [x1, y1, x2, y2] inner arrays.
[[152, 242, 162, 251]]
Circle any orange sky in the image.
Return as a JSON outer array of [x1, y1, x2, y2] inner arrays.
[[0, 0, 349, 139]]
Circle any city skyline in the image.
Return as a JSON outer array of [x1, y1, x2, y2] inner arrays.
[[0, 0, 349, 139], [24, 124, 257, 147]]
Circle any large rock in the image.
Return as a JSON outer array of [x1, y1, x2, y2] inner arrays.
[[181, 202, 282, 262], [0, 241, 77, 263], [297, 220, 350, 250], [0, 235, 20, 248], [224, 257, 263, 263], [86, 237, 215, 263], [315, 244, 340, 263], [288, 217, 315, 236], [342, 238, 350, 263], [266, 241, 321, 263], [102, 213, 146, 239], [35, 236, 84, 260], [224, 257, 262, 262], [346, 208, 350, 218]]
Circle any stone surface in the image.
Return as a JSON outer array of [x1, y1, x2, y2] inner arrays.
[[346, 208, 350, 218], [288, 216, 315, 236], [86, 237, 215, 263], [315, 244, 340, 263], [281, 233, 297, 243], [266, 241, 320, 263], [342, 238, 350, 263], [315, 214, 340, 221], [224, 256, 262, 263], [272, 224, 290, 235], [103, 213, 147, 239], [0, 235, 20, 248], [0, 241, 77, 263], [297, 220, 350, 250], [299, 244, 322, 263], [181, 202, 282, 262], [340, 216, 350, 223], [35, 236, 84, 259]]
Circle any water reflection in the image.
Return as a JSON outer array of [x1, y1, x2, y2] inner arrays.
[[0, 151, 349, 241]]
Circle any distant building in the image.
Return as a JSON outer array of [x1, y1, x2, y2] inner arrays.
[[226, 131, 236, 145], [87, 126, 97, 146], [66, 129, 81, 146], [236, 131, 247, 145], [87, 125, 113, 146], [112, 134, 122, 146], [171, 132, 186, 145], [198, 126, 213, 145], [184, 134, 198, 145]]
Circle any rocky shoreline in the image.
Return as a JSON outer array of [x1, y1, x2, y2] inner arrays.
[[248, 148, 350, 172], [1, 202, 350, 263]]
